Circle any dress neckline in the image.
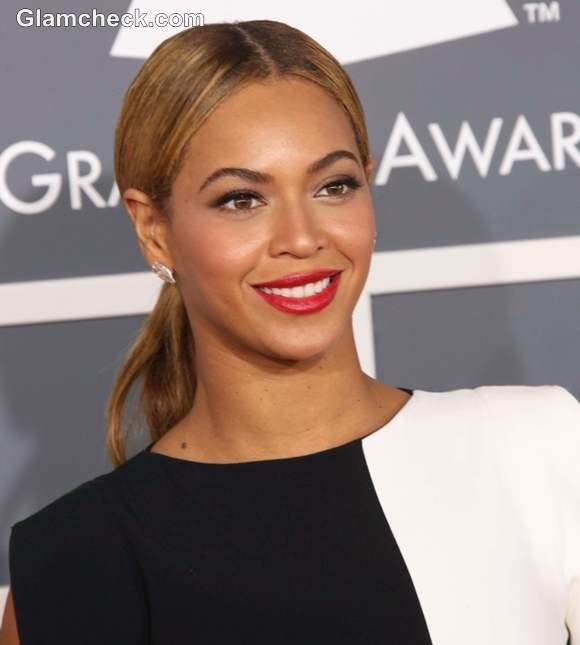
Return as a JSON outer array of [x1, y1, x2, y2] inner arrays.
[[141, 387, 420, 469]]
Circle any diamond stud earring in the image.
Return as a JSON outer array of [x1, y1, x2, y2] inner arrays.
[[151, 261, 176, 284]]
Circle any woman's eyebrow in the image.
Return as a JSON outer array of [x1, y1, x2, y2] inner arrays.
[[197, 149, 360, 193]]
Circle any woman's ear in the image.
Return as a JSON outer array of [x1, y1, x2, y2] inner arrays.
[[123, 188, 174, 269]]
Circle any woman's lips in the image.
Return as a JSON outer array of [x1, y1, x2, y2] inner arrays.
[[252, 268, 340, 289], [252, 273, 341, 315]]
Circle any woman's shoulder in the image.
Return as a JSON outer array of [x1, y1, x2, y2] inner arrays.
[[471, 382, 580, 441], [420, 382, 579, 428], [442, 383, 580, 489], [10, 447, 150, 537], [11, 473, 108, 540], [411, 383, 580, 464], [472, 382, 579, 411]]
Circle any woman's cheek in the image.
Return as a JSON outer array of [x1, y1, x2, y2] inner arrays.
[[178, 226, 259, 290], [336, 217, 374, 256]]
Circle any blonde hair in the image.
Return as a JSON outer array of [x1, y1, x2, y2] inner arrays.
[[107, 19, 371, 467]]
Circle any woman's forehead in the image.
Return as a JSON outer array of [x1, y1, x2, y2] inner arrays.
[[180, 81, 358, 180]]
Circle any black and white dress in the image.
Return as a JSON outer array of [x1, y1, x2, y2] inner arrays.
[[9, 384, 580, 644]]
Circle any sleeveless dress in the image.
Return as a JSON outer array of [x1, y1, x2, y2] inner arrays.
[[8, 384, 580, 645]]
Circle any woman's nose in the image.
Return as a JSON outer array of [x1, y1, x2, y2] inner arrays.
[[269, 202, 327, 257]]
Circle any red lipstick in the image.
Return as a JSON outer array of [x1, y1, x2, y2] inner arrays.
[[252, 270, 342, 315], [252, 268, 340, 289]]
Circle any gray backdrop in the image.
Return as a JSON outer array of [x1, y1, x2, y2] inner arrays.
[[1, 0, 579, 605]]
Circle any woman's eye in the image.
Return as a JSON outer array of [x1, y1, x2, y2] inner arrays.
[[214, 191, 262, 212], [317, 176, 362, 199], [212, 176, 362, 213]]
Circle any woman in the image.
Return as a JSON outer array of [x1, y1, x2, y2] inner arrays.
[[4, 19, 580, 645]]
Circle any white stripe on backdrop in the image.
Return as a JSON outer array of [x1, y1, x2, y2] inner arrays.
[[2, 235, 580, 379]]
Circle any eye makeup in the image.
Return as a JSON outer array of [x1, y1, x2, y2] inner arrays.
[[209, 174, 363, 213]]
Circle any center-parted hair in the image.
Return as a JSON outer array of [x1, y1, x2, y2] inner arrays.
[[108, 19, 371, 467]]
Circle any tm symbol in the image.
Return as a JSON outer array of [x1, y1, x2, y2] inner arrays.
[[523, 1, 561, 23]]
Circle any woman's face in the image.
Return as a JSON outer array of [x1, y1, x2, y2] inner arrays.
[[133, 77, 375, 362]]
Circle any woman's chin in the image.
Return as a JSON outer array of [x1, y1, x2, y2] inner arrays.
[[255, 329, 342, 363]]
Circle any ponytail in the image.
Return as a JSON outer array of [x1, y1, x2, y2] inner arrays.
[[105, 284, 195, 467]]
